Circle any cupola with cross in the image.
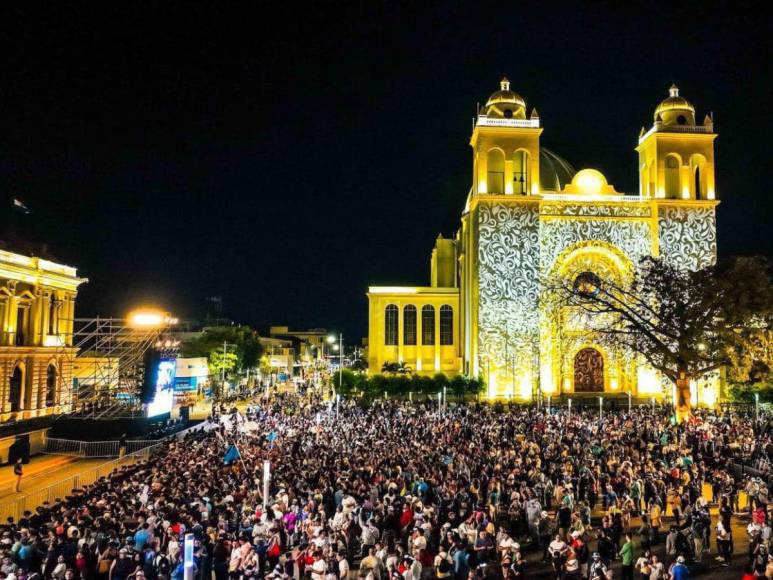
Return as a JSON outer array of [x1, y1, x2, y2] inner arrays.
[[471, 77, 542, 195], [636, 85, 717, 200]]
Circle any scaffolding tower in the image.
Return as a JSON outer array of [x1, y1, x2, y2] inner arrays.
[[65, 317, 175, 419]]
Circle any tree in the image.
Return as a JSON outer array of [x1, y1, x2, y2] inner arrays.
[[351, 358, 368, 373], [549, 256, 772, 421], [181, 325, 265, 378]]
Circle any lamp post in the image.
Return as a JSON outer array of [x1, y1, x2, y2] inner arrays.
[[262, 461, 271, 509], [755, 393, 760, 422], [628, 391, 632, 414], [598, 396, 603, 423], [336, 394, 340, 418], [547, 395, 551, 415], [327, 333, 343, 399], [568, 397, 572, 421], [443, 386, 447, 412], [437, 392, 442, 414]]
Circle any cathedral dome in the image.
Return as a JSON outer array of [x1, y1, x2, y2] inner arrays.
[[539, 148, 576, 192], [654, 85, 696, 126], [484, 77, 527, 119]]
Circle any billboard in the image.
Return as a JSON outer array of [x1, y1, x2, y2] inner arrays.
[[146, 357, 176, 417]]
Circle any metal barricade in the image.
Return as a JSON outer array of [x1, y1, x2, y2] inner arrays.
[[0, 443, 164, 521]]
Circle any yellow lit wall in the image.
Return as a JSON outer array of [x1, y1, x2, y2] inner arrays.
[[367, 287, 461, 376]]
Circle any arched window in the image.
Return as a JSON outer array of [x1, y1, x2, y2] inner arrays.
[[690, 154, 707, 200], [49, 299, 59, 335], [664, 155, 680, 198], [513, 150, 530, 194], [421, 305, 435, 345], [403, 305, 417, 345], [384, 305, 398, 346], [9, 366, 23, 413], [440, 305, 453, 345], [46, 364, 57, 407], [486, 149, 505, 194]]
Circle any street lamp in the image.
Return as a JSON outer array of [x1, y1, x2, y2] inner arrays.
[[327, 333, 343, 398], [598, 396, 603, 423]]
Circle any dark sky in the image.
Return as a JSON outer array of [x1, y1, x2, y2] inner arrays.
[[1, 3, 770, 340]]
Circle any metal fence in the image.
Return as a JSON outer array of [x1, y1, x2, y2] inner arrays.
[[44, 438, 159, 458], [0, 443, 163, 521]]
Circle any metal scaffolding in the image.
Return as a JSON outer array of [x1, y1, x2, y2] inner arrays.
[[65, 317, 173, 419]]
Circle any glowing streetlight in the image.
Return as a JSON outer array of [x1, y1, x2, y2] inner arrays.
[[327, 333, 344, 398], [128, 309, 175, 328]]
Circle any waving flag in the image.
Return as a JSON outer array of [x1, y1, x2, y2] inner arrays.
[[223, 444, 241, 465]]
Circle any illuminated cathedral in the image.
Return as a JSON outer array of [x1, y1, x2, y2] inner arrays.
[[367, 79, 719, 404]]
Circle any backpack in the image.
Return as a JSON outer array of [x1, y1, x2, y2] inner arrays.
[[438, 558, 452, 573], [156, 554, 171, 575]]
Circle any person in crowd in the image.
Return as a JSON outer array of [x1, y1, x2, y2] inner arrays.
[[0, 393, 765, 580]]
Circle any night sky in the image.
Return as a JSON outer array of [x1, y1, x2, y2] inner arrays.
[[1, 4, 770, 341]]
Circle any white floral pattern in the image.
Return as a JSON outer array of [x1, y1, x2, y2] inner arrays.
[[658, 206, 717, 270]]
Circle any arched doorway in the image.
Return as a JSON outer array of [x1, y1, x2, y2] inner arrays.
[[574, 348, 604, 392], [46, 364, 57, 407], [9, 366, 23, 412]]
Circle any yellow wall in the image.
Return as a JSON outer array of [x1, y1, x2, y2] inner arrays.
[[367, 288, 461, 376]]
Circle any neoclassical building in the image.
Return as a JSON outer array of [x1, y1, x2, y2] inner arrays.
[[0, 249, 87, 422], [368, 79, 719, 403]]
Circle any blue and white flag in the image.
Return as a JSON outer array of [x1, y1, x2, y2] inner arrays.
[[223, 444, 240, 465]]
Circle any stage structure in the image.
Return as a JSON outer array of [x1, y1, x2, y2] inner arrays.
[[66, 311, 179, 419]]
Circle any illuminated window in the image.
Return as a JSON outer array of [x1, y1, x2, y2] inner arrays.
[[403, 305, 417, 345], [384, 305, 398, 345], [440, 305, 453, 345], [421, 305, 435, 345]]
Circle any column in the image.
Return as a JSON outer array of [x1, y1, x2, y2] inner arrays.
[[41, 292, 51, 342], [434, 304, 441, 372], [31, 290, 44, 345], [397, 302, 404, 363], [64, 295, 76, 345], [6, 295, 19, 346]]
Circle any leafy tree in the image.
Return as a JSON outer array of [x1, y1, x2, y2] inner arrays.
[[181, 325, 265, 377], [332, 369, 364, 395], [549, 256, 772, 421], [351, 358, 368, 373]]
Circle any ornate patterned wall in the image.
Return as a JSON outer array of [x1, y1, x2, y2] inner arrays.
[[473, 200, 716, 399], [477, 203, 540, 392], [539, 217, 652, 273], [658, 206, 717, 270]]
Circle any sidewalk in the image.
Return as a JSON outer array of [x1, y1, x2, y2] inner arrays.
[[0, 455, 103, 501]]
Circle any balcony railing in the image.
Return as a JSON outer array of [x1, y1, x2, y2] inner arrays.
[[639, 123, 713, 142], [476, 116, 540, 128]]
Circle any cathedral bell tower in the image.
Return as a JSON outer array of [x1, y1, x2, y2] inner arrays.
[[636, 85, 717, 200], [471, 77, 542, 196]]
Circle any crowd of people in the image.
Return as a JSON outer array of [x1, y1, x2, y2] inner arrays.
[[1, 394, 771, 580]]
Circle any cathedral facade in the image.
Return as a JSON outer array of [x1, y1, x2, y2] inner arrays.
[[368, 79, 719, 404]]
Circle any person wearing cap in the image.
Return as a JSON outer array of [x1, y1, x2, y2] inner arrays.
[[669, 555, 689, 580], [588, 553, 607, 580]]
